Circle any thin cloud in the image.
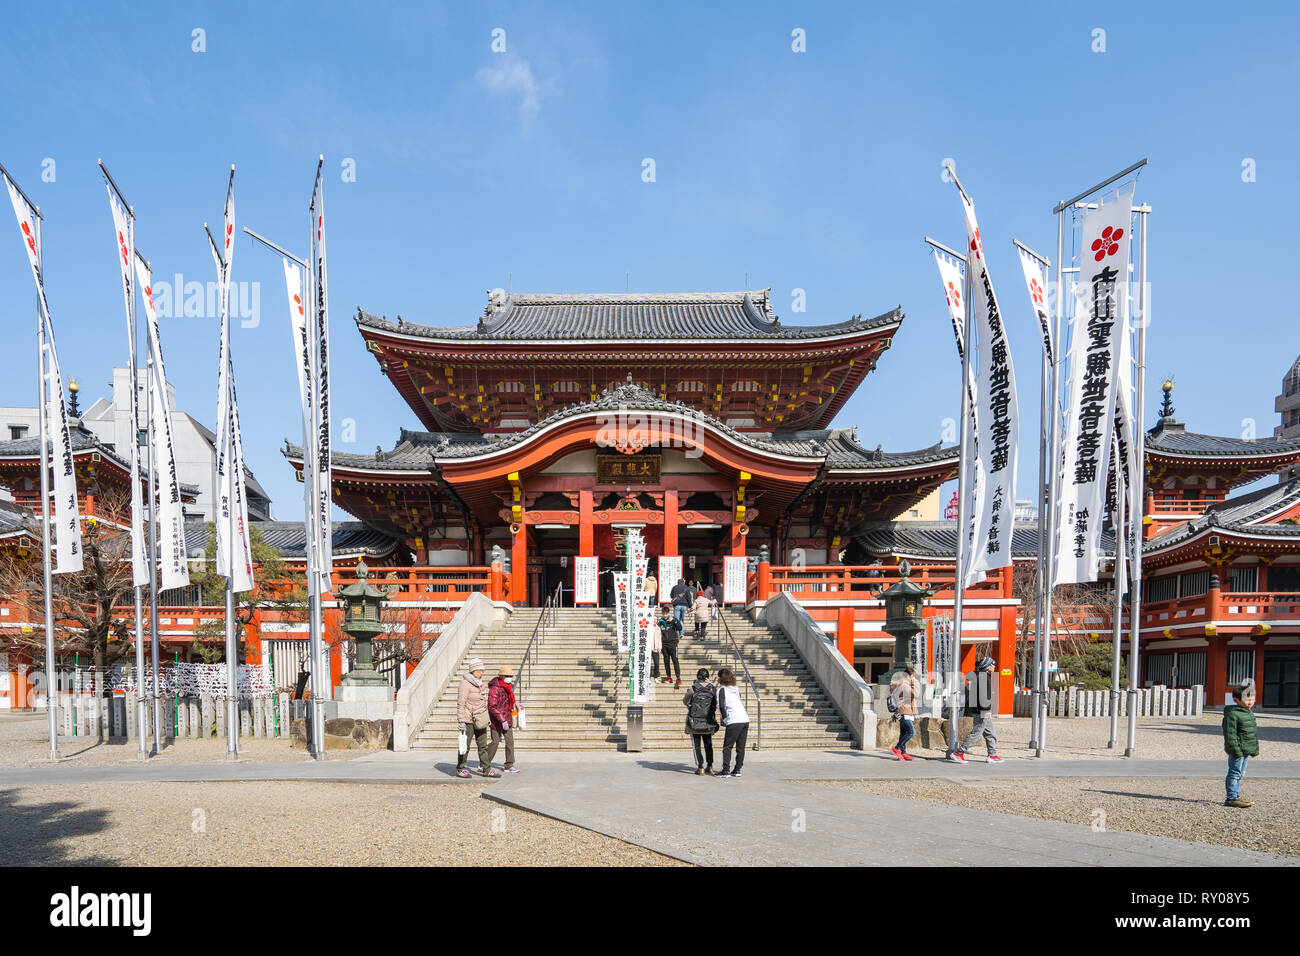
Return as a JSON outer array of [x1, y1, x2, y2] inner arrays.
[[476, 56, 540, 130]]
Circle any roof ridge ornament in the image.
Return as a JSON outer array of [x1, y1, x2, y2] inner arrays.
[[600, 373, 659, 405]]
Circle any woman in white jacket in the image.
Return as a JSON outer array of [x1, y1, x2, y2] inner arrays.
[[715, 668, 750, 778]]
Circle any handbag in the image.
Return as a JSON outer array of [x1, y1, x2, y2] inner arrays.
[[457, 726, 468, 755], [472, 708, 490, 731]]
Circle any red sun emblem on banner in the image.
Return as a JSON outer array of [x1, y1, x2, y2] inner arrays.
[[144, 286, 154, 310], [1029, 278, 1044, 304], [20, 220, 35, 254], [225, 223, 233, 249], [317, 215, 323, 241], [1090, 225, 1123, 262], [969, 228, 982, 259], [293, 293, 304, 316], [946, 281, 961, 309]]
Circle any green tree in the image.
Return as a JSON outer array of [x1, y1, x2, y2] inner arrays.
[[1056, 641, 1129, 691], [190, 524, 308, 663]]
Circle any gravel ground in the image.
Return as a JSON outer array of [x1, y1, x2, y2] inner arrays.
[[0, 712, 323, 768], [0, 781, 685, 866], [813, 776, 1300, 857], [901, 713, 1300, 761]]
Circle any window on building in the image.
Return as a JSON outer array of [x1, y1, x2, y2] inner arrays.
[[1145, 653, 1173, 686], [1227, 649, 1255, 685], [1147, 575, 1177, 603], [8, 425, 28, 440], [1269, 566, 1300, 592], [1176, 651, 1207, 688], [1178, 569, 1211, 598], [1228, 566, 1258, 592]]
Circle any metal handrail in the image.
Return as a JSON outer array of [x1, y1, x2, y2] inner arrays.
[[714, 605, 761, 751], [514, 581, 563, 706]]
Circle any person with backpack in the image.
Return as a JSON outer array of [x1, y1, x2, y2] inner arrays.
[[715, 668, 750, 778], [658, 605, 683, 685], [485, 665, 520, 774], [946, 656, 1002, 764], [683, 667, 719, 774], [1223, 679, 1259, 808], [670, 578, 692, 627], [888, 665, 920, 761]]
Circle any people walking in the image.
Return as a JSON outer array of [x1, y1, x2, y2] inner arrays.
[[946, 656, 1002, 764], [455, 658, 498, 778], [888, 666, 920, 761], [684, 667, 719, 774], [658, 605, 682, 685], [486, 665, 520, 774], [1223, 680, 1259, 808], [670, 578, 691, 627], [692, 589, 716, 638], [644, 572, 658, 603], [715, 667, 750, 778]]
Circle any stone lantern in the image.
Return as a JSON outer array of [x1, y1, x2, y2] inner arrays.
[[877, 560, 933, 676], [336, 560, 394, 718]]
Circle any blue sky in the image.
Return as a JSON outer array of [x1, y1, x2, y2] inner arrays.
[[1, 1, 1296, 519]]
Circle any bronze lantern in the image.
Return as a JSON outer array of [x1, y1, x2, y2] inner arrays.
[[877, 559, 933, 676], [337, 560, 390, 687]]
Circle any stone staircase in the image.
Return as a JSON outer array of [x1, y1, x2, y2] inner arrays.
[[410, 606, 854, 752]]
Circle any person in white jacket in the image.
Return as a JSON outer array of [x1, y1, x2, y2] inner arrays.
[[715, 668, 751, 778]]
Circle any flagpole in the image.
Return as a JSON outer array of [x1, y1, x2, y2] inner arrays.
[[949, 236, 975, 757], [1125, 205, 1150, 757], [1038, 206, 1065, 757], [33, 220, 60, 760], [147, 346, 163, 752], [1109, 443, 1125, 747], [305, 200, 326, 761]]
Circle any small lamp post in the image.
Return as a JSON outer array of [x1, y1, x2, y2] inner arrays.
[[877, 560, 934, 677], [338, 560, 389, 689]]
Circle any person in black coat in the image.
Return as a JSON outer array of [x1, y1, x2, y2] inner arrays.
[[658, 607, 682, 685], [683, 668, 719, 775]]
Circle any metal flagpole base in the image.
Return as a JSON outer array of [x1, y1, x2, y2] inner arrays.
[[1123, 689, 1138, 757]]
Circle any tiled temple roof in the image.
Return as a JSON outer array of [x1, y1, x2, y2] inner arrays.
[[182, 521, 399, 560], [356, 290, 903, 342], [1146, 418, 1300, 459]]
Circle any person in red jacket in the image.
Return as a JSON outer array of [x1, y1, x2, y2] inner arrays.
[[486, 665, 520, 773]]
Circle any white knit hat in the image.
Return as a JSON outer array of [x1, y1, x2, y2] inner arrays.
[[466, 658, 486, 673]]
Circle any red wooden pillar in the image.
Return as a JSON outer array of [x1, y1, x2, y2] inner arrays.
[[1205, 634, 1226, 708], [996, 604, 1016, 716], [579, 489, 594, 557], [511, 526, 527, 607], [1252, 635, 1267, 696], [730, 523, 746, 556], [663, 489, 678, 557], [835, 606, 855, 665], [757, 560, 772, 601], [489, 562, 504, 602]]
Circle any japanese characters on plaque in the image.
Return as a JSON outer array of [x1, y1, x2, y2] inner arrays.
[[574, 556, 598, 605], [596, 453, 661, 484], [723, 555, 747, 605]]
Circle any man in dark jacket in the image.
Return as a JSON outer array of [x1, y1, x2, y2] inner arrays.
[[1223, 680, 1259, 808], [669, 579, 691, 627], [658, 607, 683, 685], [683, 668, 719, 775], [947, 657, 1003, 764]]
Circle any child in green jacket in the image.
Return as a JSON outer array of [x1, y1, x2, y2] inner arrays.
[[1222, 681, 1259, 808]]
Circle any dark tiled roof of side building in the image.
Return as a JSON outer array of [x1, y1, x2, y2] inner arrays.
[[1146, 418, 1300, 458], [182, 521, 400, 560]]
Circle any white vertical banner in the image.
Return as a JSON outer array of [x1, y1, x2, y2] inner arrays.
[[136, 260, 190, 591], [1017, 246, 1055, 366], [613, 573, 630, 651], [282, 257, 318, 579], [631, 595, 653, 704], [1053, 188, 1134, 586], [657, 555, 682, 593], [105, 189, 148, 587], [4, 174, 82, 573], [574, 556, 598, 605], [723, 556, 747, 604], [931, 246, 985, 586], [958, 192, 1019, 579], [309, 163, 332, 595], [209, 171, 254, 593]]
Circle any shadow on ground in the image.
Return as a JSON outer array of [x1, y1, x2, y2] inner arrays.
[[0, 787, 116, 866]]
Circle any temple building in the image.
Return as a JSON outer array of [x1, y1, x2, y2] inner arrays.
[[286, 290, 959, 607]]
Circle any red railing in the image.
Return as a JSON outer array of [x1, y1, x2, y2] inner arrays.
[[750, 563, 1011, 604]]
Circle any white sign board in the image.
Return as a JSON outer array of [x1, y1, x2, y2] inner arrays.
[[723, 556, 748, 605], [574, 557, 598, 605], [613, 573, 630, 651], [630, 590, 653, 704], [658, 555, 682, 593]]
